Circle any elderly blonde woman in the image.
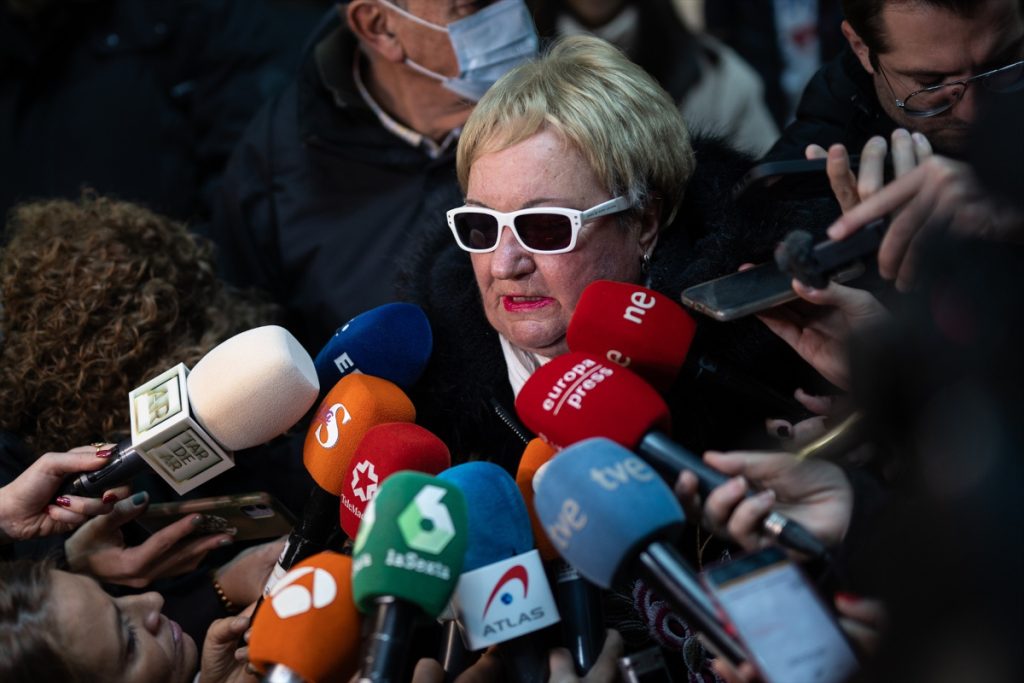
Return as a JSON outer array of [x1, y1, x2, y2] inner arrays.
[[403, 35, 824, 469]]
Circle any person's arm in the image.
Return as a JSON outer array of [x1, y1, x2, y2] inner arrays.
[[0, 446, 130, 543]]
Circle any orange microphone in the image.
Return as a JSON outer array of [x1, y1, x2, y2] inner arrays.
[[266, 375, 416, 595], [249, 552, 362, 683]]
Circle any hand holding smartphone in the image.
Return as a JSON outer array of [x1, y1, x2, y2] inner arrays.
[[136, 492, 295, 542]]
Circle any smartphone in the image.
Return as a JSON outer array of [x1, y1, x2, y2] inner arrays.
[[137, 492, 295, 542], [702, 547, 859, 683], [680, 260, 864, 322], [732, 156, 892, 202]]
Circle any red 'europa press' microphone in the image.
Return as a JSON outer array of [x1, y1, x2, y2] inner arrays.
[[516, 439, 606, 677], [60, 325, 319, 498], [249, 551, 362, 682], [515, 353, 828, 561], [339, 422, 451, 539], [265, 375, 416, 594], [567, 279, 696, 393]]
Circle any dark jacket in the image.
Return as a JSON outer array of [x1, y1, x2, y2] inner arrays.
[[765, 46, 899, 162], [399, 138, 833, 475], [0, 0, 311, 223], [209, 12, 465, 353]]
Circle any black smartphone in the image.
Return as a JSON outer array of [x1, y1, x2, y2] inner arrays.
[[702, 547, 859, 683], [680, 260, 865, 322], [732, 156, 893, 202], [137, 491, 295, 542]]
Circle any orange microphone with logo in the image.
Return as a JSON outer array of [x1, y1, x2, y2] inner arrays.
[[265, 375, 416, 595], [249, 551, 361, 683]]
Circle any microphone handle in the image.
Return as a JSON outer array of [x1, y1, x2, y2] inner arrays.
[[58, 438, 147, 497], [550, 559, 606, 675], [262, 664, 307, 683], [358, 596, 420, 683], [439, 619, 479, 683], [636, 542, 747, 665], [638, 431, 829, 560], [496, 627, 552, 683]]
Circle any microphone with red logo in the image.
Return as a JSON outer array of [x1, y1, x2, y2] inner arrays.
[[567, 279, 696, 393], [249, 551, 362, 682], [439, 461, 560, 683], [338, 422, 451, 539], [60, 325, 319, 498], [515, 352, 828, 561], [516, 438, 606, 677], [351, 472, 469, 683], [265, 375, 416, 594], [569, 280, 806, 419]]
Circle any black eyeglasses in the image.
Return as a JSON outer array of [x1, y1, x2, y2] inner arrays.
[[878, 59, 1024, 117], [446, 197, 633, 254]]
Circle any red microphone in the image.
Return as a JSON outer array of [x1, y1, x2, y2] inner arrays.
[[515, 352, 828, 560], [338, 422, 451, 539], [567, 280, 696, 393]]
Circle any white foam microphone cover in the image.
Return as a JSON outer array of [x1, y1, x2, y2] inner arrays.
[[186, 325, 319, 450]]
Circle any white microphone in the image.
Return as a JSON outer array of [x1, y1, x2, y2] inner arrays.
[[61, 325, 318, 496]]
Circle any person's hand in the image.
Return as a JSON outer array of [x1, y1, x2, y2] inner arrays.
[[674, 451, 854, 553], [827, 154, 1024, 290], [64, 491, 235, 588], [710, 657, 761, 683], [548, 629, 623, 683], [755, 279, 888, 390], [835, 593, 887, 658], [805, 128, 933, 213], [214, 537, 287, 608], [0, 444, 130, 543], [199, 602, 259, 683], [409, 648, 502, 683]]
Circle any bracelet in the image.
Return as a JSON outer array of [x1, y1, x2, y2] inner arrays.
[[210, 573, 239, 615]]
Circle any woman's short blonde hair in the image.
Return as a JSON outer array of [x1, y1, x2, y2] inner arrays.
[[457, 35, 695, 227]]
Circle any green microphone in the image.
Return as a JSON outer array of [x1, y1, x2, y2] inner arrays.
[[352, 471, 468, 683]]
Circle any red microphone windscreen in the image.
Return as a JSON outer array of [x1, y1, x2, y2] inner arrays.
[[249, 551, 361, 682], [515, 438, 560, 561], [515, 352, 670, 449], [303, 375, 416, 495], [567, 280, 696, 393], [339, 422, 451, 538]]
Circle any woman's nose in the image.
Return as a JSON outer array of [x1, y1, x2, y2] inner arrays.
[[489, 223, 535, 279], [121, 591, 166, 633]]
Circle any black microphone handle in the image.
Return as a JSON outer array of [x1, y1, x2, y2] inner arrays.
[[58, 438, 147, 497], [550, 559, 606, 675], [439, 619, 479, 683], [262, 663, 307, 683], [496, 627, 553, 683], [638, 431, 829, 560], [277, 485, 341, 572], [636, 542, 747, 665], [358, 596, 420, 683]]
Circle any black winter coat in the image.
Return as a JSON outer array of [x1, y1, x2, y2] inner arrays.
[[765, 47, 899, 162], [209, 13, 465, 353], [399, 138, 834, 476]]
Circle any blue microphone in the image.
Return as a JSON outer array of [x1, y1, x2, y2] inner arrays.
[[533, 438, 746, 665], [313, 302, 432, 393], [439, 462, 559, 683]]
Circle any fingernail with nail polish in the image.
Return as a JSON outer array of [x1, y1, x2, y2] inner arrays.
[[218, 538, 233, 547], [55, 496, 72, 508], [96, 448, 114, 458], [191, 514, 205, 526], [102, 492, 119, 505], [131, 492, 148, 506]]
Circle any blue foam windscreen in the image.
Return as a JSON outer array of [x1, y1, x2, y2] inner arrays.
[[313, 303, 432, 392], [437, 462, 534, 571], [533, 438, 685, 588]]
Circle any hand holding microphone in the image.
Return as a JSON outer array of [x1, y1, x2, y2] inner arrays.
[[516, 352, 830, 561], [0, 445, 131, 543]]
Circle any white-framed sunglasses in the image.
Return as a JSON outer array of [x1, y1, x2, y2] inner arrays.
[[446, 196, 633, 254]]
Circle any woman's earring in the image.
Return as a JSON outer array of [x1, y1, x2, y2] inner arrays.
[[641, 251, 652, 275]]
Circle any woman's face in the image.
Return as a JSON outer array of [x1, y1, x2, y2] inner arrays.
[[51, 570, 197, 683], [467, 128, 653, 357]]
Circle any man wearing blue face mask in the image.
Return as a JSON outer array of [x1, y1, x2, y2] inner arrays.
[[206, 0, 539, 354]]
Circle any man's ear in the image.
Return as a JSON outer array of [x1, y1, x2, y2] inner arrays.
[[841, 19, 875, 75], [347, 0, 404, 62]]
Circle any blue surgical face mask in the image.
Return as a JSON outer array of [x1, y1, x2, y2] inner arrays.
[[379, 0, 539, 101]]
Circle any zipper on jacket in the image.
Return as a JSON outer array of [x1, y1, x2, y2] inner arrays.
[[491, 398, 532, 445]]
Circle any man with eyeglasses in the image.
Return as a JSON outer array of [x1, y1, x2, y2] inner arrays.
[[207, 1, 538, 353], [767, 0, 1023, 161]]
